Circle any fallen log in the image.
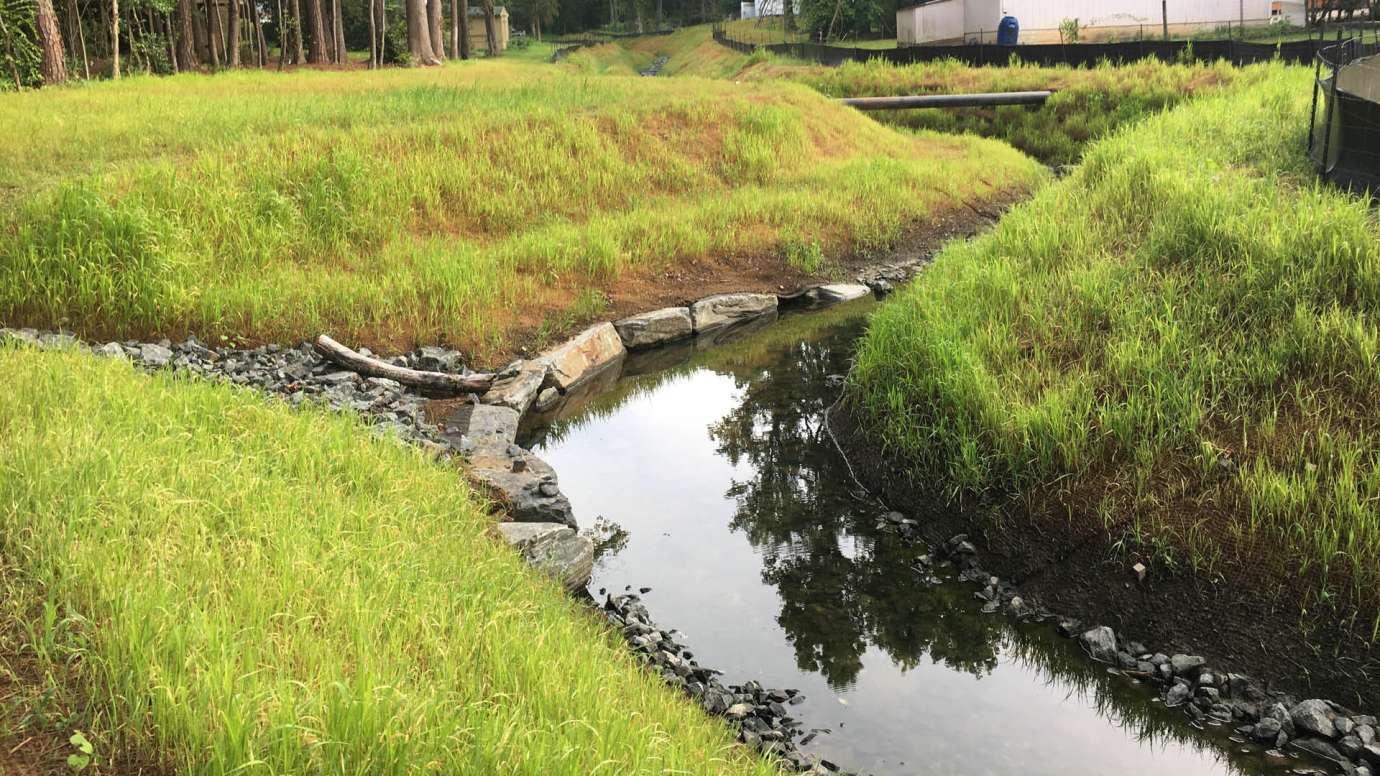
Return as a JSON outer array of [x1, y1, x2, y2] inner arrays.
[[314, 334, 495, 394]]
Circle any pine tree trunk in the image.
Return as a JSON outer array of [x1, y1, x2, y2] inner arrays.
[[110, 0, 120, 76], [367, 0, 377, 66], [204, 0, 220, 65], [253, 2, 266, 65], [448, 0, 457, 58], [304, 0, 325, 62], [427, 0, 445, 58], [36, 0, 68, 84], [332, 0, 344, 63], [290, 0, 303, 61], [480, 0, 495, 54], [164, 12, 178, 71], [405, 0, 438, 63], [228, 0, 240, 64], [458, 0, 469, 58], [375, 0, 385, 64]]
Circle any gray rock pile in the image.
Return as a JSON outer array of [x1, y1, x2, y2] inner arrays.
[[603, 592, 840, 774]]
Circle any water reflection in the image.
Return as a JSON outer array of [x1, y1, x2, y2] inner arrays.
[[527, 300, 1295, 776]]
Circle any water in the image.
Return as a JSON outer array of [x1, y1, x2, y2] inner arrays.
[[524, 299, 1296, 776]]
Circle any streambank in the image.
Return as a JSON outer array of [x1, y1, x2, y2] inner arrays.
[[829, 398, 1380, 774]]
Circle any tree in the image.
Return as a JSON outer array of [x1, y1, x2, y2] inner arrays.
[[228, 0, 241, 64], [331, 0, 343, 62], [35, 0, 67, 83], [110, 0, 119, 76], [174, 0, 197, 68], [457, 0, 469, 58], [64, 0, 90, 77], [303, 0, 324, 61], [479, 0, 495, 54], [289, 0, 303, 61], [427, 0, 444, 57], [405, 0, 438, 62]]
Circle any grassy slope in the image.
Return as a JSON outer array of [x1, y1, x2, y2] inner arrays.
[[573, 26, 1240, 165], [0, 55, 1039, 360], [0, 345, 784, 775], [852, 64, 1380, 626], [754, 58, 1240, 164]]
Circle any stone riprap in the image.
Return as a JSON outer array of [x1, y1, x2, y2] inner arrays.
[[496, 522, 594, 590], [540, 322, 627, 392], [603, 592, 838, 774], [613, 307, 694, 350], [482, 360, 549, 414], [690, 293, 778, 334], [466, 444, 576, 527], [804, 284, 872, 305]]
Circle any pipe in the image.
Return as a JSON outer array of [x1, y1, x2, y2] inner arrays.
[[839, 91, 1053, 110]]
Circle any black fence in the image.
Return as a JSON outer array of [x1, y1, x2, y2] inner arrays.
[[1309, 34, 1380, 193], [712, 25, 1324, 68]]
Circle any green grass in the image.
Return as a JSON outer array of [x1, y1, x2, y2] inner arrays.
[[851, 63, 1380, 628], [0, 57, 1040, 361], [760, 57, 1242, 164], [0, 344, 786, 774]]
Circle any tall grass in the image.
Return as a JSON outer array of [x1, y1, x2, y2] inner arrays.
[[851, 64, 1380, 625], [0, 345, 786, 774], [0, 59, 1040, 359], [765, 57, 1243, 164]]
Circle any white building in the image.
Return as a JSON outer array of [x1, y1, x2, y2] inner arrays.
[[740, 0, 782, 19], [897, 0, 1305, 45]]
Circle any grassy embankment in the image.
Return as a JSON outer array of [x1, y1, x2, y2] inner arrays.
[[574, 26, 1242, 164], [0, 56, 1039, 360], [0, 345, 788, 774], [851, 64, 1380, 629]]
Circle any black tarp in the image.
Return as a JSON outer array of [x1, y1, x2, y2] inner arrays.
[[1313, 51, 1380, 194]]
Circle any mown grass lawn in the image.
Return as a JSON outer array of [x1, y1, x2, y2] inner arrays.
[[851, 63, 1380, 630], [0, 345, 788, 775], [0, 55, 1039, 360]]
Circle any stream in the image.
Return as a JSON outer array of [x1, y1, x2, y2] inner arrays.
[[521, 298, 1301, 776]]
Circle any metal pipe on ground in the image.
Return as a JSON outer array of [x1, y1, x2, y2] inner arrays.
[[838, 91, 1053, 110]]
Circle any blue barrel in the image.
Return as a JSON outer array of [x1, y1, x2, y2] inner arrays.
[[997, 15, 1019, 46]]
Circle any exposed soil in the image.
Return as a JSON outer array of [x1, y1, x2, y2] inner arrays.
[[829, 400, 1380, 715]]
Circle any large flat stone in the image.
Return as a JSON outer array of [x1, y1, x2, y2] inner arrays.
[[690, 293, 777, 333], [468, 446, 576, 527], [442, 404, 520, 451], [807, 283, 872, 304], [496, 522, 593, 590], [482, 360, 548, 415], [613, 307, 693, 350], [540, 322, 626, 392]]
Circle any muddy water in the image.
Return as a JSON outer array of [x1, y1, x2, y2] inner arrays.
[[523, 299, 1294, 776]]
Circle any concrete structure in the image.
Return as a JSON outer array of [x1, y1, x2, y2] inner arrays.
[[467, 5, 510, 53], [897, 0, 1304, 45]]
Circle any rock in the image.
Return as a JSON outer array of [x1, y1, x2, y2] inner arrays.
[[415, 346, 464, 373], [495, 522, 593, 590], [1362, 744, 1380, 767], [1079, 627, 1118, 664], [689, 293, 778, 334], [1358, 725, 1376, 745], [0, 328, 39, 346], [1253, 717, 1283, 742], [468, 447, 575, 527], [726, 703, 754, 720], [1291, 736, 1346, 766], [482, 361, 548, 415], [534, 387, 561, 413], [444, 404, 520, 451], [1165, 683, 1192, 707], [541, 323, 626, 392], [139, 343, 174, 367], [1169, 654, 1206, 677], [316, 370, 358, 386], [96, 342, 126, 358], [804, 284, 871, 305], [613, 307, 693, 350], [1337, 716, 1357, 736], [1340, 735, 1365, 759], [1292, 699, 1338, 739]]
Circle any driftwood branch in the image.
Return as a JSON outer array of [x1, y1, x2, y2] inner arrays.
[[314, 335, 495, 394]]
